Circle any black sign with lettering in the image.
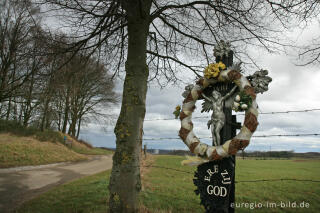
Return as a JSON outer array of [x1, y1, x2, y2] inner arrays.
[[193, 157, 235, 213]]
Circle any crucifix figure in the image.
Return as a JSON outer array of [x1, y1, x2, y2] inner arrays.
[[201, 86, 237, 146], [191, 41, 271, 213]]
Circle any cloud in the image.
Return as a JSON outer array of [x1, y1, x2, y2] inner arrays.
[[81, 56, 320, 152], [80, 21, 320, 153]]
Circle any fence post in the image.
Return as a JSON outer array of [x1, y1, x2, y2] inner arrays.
[[144, 144, 147, 159]]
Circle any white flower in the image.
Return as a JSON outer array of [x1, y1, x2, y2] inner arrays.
[[235, 95, 240, 102], [233, 102, 240, 108], [241, 104, 248, 109]]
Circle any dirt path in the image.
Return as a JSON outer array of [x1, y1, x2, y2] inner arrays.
[[0, 155, 113, 213]]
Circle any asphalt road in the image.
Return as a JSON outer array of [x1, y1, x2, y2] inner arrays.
[[0, 155, 113, 213]]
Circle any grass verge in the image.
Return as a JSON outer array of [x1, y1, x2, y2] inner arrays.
[[0, 133, 87, 168], [71, 146, 113, 156], [0, 119, 113, 167], [16, 155, 320, 213], [17, 171, 111, 213]]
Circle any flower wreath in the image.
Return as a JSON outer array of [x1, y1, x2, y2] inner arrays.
[[179, 67, 259, 160]]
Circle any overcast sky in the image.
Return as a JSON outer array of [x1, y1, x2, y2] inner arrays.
[[78, 19, 320, 153]]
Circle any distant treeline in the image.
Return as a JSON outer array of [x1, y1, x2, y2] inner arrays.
[[239, 151, 320, 159], [240, 150, 294, 159]]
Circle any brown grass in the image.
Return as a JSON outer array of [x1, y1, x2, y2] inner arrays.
[[140, 153, 155, 190], [0, 133, 87, 168]]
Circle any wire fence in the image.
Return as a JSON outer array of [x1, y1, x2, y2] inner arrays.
[[142, 108, 320, 141], [142, 133, 320, 141], [139, 163, 320, 207], [144, 108, 320, 121], [140, 108, 320, 208], [141, 164, 320, 183]]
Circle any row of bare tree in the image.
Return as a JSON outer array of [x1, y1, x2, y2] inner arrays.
[[2, 0, 319, 212], [0, 0, 118, 138], [38, 0, 319, 212]]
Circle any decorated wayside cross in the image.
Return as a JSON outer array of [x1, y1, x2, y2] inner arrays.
[[178, 40, 272, 212]]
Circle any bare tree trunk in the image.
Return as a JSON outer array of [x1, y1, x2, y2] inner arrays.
[[57, 99, 63, 131], [0, 103, 3, 117], [18, 100, 23, 123], [6, 97, 11, 120], [45, 109, 51, 129], [40, 97, 50, 131], [62, 89, 70, 133], [108, 1, 151, 212], [5, 60, 16, 121], [76, 115, 82, 139], [69, 97, 78, 137], [23, 67, 35, 127], [13, 101, 17, 121], [68, 114, 77, 137]]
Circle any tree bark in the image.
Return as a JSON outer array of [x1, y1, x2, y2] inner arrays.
[[23, 67, 35, 127], [57, 99, 63, 131], [13, 101, 18, 121], [68, 113, 77, 137], [108, 1, 151, 212], [76, 115, 82, 139], [62, 88, 70, 133], [45, 109, 51, 129], [6, 97, 11, 121], [40, 97, 50, 131]]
